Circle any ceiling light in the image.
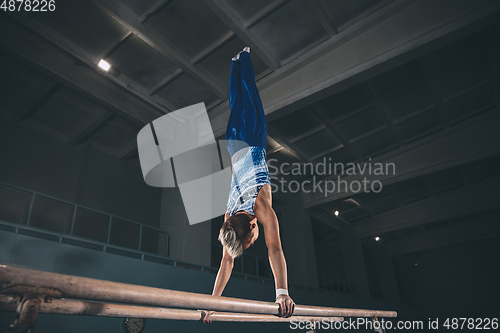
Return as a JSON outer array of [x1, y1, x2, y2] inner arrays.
[[334, 210, 339, 216], [98, 59, 111, 71], [375, 236, 380, 241]]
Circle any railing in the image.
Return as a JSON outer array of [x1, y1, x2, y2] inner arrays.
[[0, 181, 168, 256], [318, 274, 355, 295], [0, 181, 274, 284]]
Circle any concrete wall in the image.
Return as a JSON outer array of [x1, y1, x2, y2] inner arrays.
[[0, 118, 162, 228], [0, 229, 424, 333], [280, 193, 319, 288], [394, 236, 500, 318], [314, 242, 346, 280], [160, 187, 211, 266], [340, 231, 371, 298], [375, 249, 400, 303]]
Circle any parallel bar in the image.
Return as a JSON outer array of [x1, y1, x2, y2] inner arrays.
[[0, 266, 397, 318], [0, 295, 343, 323]]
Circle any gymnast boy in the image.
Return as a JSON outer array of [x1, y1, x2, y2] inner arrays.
[[202, 48, 295, 323]]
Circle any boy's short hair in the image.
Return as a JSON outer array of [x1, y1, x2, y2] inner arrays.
[[218, 213, 253, 258]]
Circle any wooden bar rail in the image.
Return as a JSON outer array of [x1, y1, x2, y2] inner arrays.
[[0, 295, 343, 323], [0, 265, 397, 318]]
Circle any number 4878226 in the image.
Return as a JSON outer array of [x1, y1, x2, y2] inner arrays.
[[1, 0, 55, 12]]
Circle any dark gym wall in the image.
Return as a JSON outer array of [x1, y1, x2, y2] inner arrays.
[[0, 116, 161, 228], [0, 229, 423, 333], [394, 236, 500, 318]]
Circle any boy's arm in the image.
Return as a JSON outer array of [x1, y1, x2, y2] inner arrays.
[[202, 246, 234, 323], [212, 246, 234, 296], [255, 197, 295, 317], [212, 211, 232, 296], [260, 208, 287, 289], [202, 212, 233, 323]]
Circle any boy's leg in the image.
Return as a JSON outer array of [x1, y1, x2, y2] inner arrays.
[[228, 59, 242, 119], [226, 59, 245, 156], [238, 51, 267, 150]]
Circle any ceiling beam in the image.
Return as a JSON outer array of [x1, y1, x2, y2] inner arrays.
[[200, 0, 280, 71], [67, 112, 115, 146], [21, 118, 67, 142], [267, 146, 284, 155], [0, 52, 61, 122], [362, 82, 405, 147], [267, 124, 309, 162], [349, 125, 388, 144], [117, 140, 139, 160], [289, 125, 324, 144], [356, 177, 500, 238], [0, 15, 163, 126], [418, 56, 450, 128], [387, 210, 500, 255], [244, 0, 290, 29], [92, 0, 227, 100], [49, 87, 119, 146], [0, 52, 43, 84], [336, 0, 395, 33], [304, 0, 337, 37], [148, 68, 183, 96], [139, 0, 173, 23], [309, 104, 364, 162], [347, 198, 374, 216], [13, 80, 61, 122], [97, 30, 133, 61], [442, 79, 491, 103], [387, 187, 404, 208], [303, 112, 500, 208], [309, 145, 343, 162], [209, 0, 500, 138], [9, 11, 179, 113], [191, 31, 235, 65], [266, 136, 285, 155]]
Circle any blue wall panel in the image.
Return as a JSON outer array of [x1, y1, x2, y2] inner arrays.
[[0, 230, 423, 333]]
